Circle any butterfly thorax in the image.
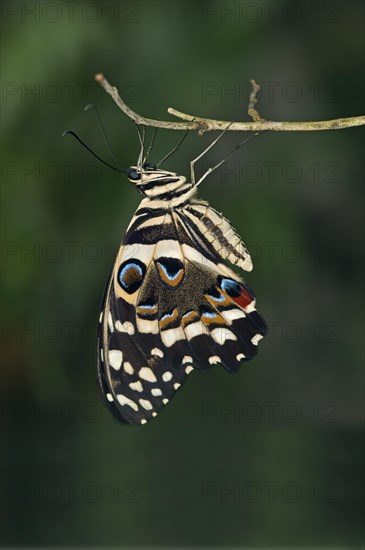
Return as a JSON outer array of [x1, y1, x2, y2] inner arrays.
[[127, 165, 197, 208]]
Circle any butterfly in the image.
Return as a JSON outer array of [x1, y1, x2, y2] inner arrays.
[[97, 134, 267, 425]]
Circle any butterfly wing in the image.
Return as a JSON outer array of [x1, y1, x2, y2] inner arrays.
[[97, 201, 267, 425], [97, 208, 192, 425]]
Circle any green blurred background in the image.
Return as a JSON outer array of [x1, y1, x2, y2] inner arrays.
[[1, 0, 364, 547]]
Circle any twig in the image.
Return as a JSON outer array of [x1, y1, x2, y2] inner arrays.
[[95, 73, 365, 133], [248, 79, 265, 122]]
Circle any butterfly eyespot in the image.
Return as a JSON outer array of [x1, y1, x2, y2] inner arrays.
[[156, 257, 184, 287], [219, 277, 255, 309], [136, 302, 158, 319], [181, 310, 199, 327], [117, 259, 146, 294], [219, 277, 241, 297], [127, 168, 141, 181], [142, 162, 157, 171], [159, 308, 179, 329], [206, 286, 227, 303]]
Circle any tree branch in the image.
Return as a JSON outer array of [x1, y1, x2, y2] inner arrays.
[[95, 73, 365, 134]]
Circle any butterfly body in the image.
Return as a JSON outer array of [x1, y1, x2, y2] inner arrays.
[[97, 163, 267, 425]]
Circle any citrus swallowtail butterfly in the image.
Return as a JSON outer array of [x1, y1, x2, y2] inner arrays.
[[97, 138, 267, 425]]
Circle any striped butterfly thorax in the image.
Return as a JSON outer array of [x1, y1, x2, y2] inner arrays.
[[97, 161, 267, 425]]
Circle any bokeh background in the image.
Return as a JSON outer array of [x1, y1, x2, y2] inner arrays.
[[1, 0, 364, 547]]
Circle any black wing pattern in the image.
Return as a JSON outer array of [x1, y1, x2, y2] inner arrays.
[[97, 200, 267, 425]]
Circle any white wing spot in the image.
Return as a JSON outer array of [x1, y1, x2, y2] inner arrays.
[[151, 347, 164, 358], [151, 388, 162, 397], [221, 309, 245, 322], [152, 412, 157, 417], [163, 398, 169, 404], [209, 355, 221, 365], [99, 312, 103, 323], [236, 353, 246, 361], [162, 371, 173, 382], [245, 302, 256, 313], [115, 320, 135, 335], [129, 381, 143, 392], [185, 321, 207, 340], [108, 312, 114, 332], [124, 362, 134, 375], [109, 350, 123, 370], [174, 383, 181, 390], [160, 326, 185, 347], [251, 334, 263, 345], [140, 419, 147, 425], [185, 365, 194, 374], [100, 348, 104, 362], [137, 318, 159, 334], [182, 355, 193, 365], [106, 393, 113, 402], [117, 394, 138, 411], [211, 328, 237, 344], [139, 398, 153, 411], [139, 367, 157, 383]]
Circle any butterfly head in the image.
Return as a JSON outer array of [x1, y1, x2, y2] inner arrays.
[[126, 162, 187, 198]]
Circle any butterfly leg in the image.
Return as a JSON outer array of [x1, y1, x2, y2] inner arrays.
[[134, 122, 146, 170], [190, 122, 233, 185], [157, 129, 190, 167], [195, 131, 261, 187], [143, 127, 158, 165]]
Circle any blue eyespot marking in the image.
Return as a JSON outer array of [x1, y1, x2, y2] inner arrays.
[[156, 257, 184, 286], [119, 262, 143, 282], [117, 259, 146, 294], [161, 311, 175, 321], [208, 291, 226, 302], [158, 263, 182, 281], [182, 310, 194, 318], [220, 278, 240, 297], [202, 311, 218, 319]]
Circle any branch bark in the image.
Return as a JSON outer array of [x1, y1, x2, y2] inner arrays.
[[95, 73, 365, 134]]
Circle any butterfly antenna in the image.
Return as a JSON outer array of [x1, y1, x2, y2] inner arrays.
[[196, 131, 262, 186], [84, 103, 124, 171], [143, 127, 158, 164], [62, 130, 126, 173], [157, 129, 190, 168]]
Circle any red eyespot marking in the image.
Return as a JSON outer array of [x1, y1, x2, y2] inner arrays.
[[232, 286, 253, 309]]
